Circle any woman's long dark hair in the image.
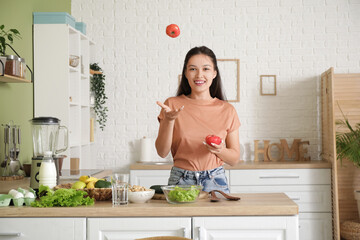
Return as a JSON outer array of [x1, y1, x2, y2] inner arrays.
[[176, 46, 226, 101]]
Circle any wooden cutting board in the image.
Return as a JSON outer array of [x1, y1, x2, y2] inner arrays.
[[152, 191, 209, 200]]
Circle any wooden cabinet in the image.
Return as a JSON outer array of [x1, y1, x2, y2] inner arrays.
[[87, 217, 192, 239], [0, 218, 86, 240], [193, 216, 299, 240], [321, 68, 360, 239], [33, 24, 95, 169], [229, 168, 332, 240]]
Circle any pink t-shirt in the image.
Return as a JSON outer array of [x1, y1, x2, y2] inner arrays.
[[158, 95, 240, 171]]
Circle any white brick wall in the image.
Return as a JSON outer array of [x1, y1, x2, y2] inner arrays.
[[72, 0, 360, 171]]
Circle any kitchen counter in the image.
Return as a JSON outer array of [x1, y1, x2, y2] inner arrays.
[[130, 160, 332, 170], [0, 193, 298, 217], [0, 170, 112, 194]]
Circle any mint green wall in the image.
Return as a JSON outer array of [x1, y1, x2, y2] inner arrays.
[[0, 0, 71, 165]]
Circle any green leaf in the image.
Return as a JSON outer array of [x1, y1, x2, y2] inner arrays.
[[9, 29, 20, 35], [0, 25, 4, 30], [7, 34, 13, 42]]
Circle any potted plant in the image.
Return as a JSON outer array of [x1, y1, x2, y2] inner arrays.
[[90, 63, 108, 131], [0, 25, 21, 74], [336, 104, 360, 218]]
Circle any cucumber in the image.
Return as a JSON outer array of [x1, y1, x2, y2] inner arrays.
[[95, 180, 111, 188], [150, 185, 166, 194]]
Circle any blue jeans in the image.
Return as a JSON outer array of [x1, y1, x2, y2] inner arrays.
[[168, 166, 229, 193]]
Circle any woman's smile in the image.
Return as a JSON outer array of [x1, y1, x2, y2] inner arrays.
[[194, 80, 206, 86]]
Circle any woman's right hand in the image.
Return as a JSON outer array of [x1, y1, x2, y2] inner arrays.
[[156, 101, 184, 121]]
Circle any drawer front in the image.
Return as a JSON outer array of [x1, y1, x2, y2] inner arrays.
[[130, 170, 171, 188], [0, 218, 86, 240], [230, 169, 331, 185], [299, 213, 333, 240], [87, 217, 191, 240], [231, 185, 331, 212]]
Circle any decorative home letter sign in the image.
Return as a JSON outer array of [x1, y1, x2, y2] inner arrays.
[[254, 139, 310, 162]]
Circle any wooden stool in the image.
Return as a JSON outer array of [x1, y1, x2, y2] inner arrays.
[[341, 220, 360, 240]]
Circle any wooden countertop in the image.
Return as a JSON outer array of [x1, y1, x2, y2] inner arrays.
[[0, 193, 298, 217], [130, 160, 332, 170]]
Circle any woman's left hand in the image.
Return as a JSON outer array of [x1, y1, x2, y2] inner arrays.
[[203, 140, 225, 155]]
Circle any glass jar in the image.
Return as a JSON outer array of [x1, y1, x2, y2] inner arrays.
[[5, 55, 18, 76], [18, 57, 26, 78]]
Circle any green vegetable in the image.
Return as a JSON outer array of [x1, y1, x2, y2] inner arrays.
[[95, 180, 111, 188], [31, 187, 94, 207], [168, 186, 200, 202]]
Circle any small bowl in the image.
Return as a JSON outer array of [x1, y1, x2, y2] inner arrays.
[[0, 194, 12, 207], [128, 189, 155, 203], [161, 185, 203, 204], [69, 55, 80, 67]]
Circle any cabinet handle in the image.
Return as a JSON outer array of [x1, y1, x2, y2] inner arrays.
[[259, 176, 300, 179], [198, 227, 201, 240], [0, 232, 21, 237], [182, 227, 187, 237], [291, 197, 300, 201]]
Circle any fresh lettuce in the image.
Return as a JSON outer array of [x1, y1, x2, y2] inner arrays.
[[168, 186, 200, 202], [31, 187, 94, 207]]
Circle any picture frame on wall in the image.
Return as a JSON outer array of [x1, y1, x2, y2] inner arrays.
[[260, 75, 277, 96]]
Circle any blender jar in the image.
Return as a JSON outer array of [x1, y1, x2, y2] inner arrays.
[[30, 117, 68, 157]]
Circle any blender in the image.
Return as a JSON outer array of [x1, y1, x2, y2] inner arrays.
[[30, 117, 68, 190]]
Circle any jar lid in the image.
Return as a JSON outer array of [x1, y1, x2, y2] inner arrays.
[[18, 57, 25, 63], [5, 55, 19, 60], [30, 117, 61, 125]]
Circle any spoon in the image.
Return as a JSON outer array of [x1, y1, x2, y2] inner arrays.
[[209, 190, 241, 202]]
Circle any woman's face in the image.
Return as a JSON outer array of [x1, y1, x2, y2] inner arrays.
[[185, 54, 217, 96]]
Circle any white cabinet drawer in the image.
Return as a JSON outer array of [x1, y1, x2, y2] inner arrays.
[[230, 169, 331, 185], [87, 217, 191, 240], [130, 170, 171, 187], [299, 213, 332, 240], [231, 185, 331, 212], [0, 218, 86, 240]]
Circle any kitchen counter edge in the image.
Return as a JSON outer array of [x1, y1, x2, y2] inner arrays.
[[0, 193, 298, 217]]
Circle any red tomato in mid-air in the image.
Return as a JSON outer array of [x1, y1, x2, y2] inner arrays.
[[166, 24, 180, 38], [205, 135, 222, 145]]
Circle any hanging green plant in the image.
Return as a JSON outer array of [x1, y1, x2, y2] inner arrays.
[[90, 63, 108, 131]]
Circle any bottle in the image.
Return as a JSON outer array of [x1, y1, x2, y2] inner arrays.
[[39, 151, 57, 189]]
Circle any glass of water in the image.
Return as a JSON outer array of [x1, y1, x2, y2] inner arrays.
[[111, 173, 129, 206]]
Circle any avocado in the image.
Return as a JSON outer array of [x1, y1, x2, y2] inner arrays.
[[94, 180, 111, 188], [150, 185, 165, 194]]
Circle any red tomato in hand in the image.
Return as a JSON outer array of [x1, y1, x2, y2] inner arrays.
[[205, 135, 222, 145], [166, 24, 180, 38]]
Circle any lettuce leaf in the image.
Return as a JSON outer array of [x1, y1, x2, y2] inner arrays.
[[31, 188, 94, 207]]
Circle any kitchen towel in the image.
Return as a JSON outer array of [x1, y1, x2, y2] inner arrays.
[[139, 137, 152, 162]]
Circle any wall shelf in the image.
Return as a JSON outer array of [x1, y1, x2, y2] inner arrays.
[[0, 74, 31, 83]]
